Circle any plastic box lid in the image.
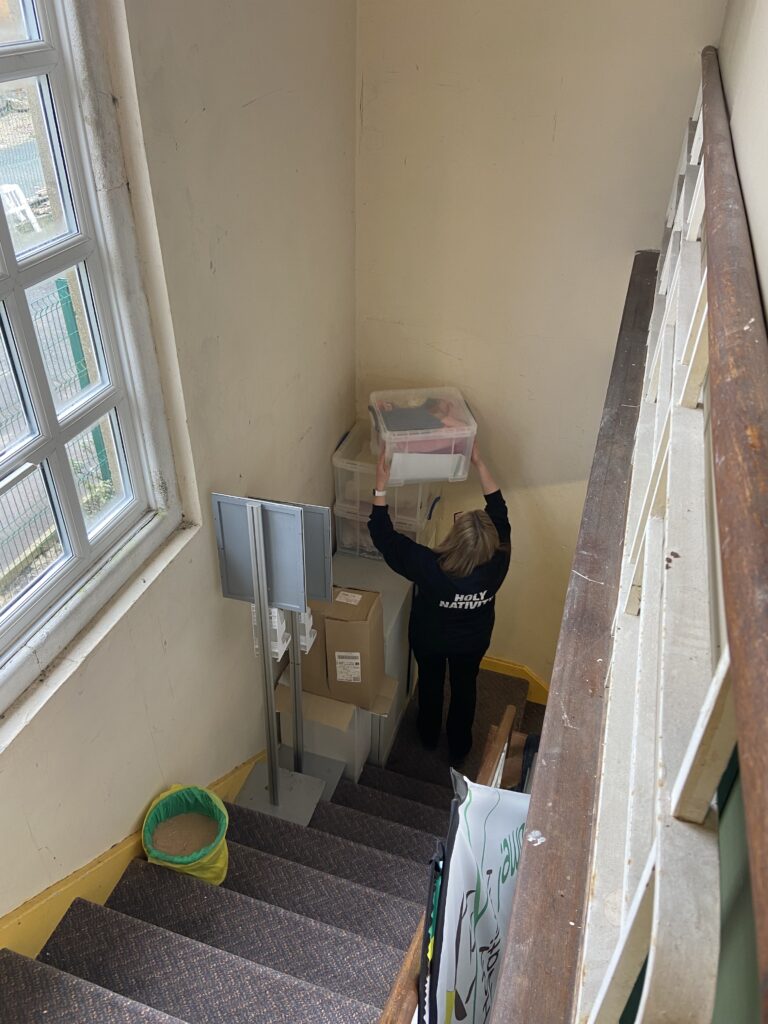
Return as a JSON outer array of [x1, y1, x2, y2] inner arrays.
[[333, 420, 378, 472], [369, 386, 476, 440]]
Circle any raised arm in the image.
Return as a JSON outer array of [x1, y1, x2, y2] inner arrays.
[[368, 450, 435, 583], [472, 442, 510, 544], [472, 441, 499, 496]]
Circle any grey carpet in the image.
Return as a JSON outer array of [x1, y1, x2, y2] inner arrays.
[[40, 899, 379, 1024], [331, 777, 450, 836], [224, 840, 421, 950], [358, 764, 455, 811], [386, 668, 528, 787], [108, 859, 402, 1009], [225, 800, 427, 902], [310, 799, 438, 863], [0, 949, 186, 1024]]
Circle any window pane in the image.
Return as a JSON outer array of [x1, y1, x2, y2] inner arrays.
[[0, 464, 65, 613], [0, 76, 75, 256], [0, 312, 33, 455], [28, 265, 106, 415], [66, 411, 130, 536], [0, 0, 38, 45]]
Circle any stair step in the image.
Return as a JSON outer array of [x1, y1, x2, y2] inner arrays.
[[0, 948, 186, 1024], [225, 840, 421, 949], [226, 800, 427, 903], [108, 859, 402, 1009], [40, 899, 379, 1024], [310, 799, 439, 863], [332, 777, 451, 834], [358, 764, 454, 810]]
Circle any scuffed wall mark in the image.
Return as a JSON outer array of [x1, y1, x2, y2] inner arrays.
[[24, 815, 47, 874], [242, 88, 294, 109], [139, 677, 164, 778], [422, 339, 463, 362], [527, 829, 546, 846], [572, 569, 604, 586], [364, 314, 405, 328]]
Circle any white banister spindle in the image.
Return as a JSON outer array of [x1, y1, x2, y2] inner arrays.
[[574, 90, 728, 1022]]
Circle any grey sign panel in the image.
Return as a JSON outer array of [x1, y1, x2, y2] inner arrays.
[[248, 496, 332, 603], [259, 500, 306, 611], [211, 493, 331, 609], [296, 503, 332, 602], [212, 493, 253, 603]]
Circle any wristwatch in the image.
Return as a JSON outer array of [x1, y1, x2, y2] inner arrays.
[[373, 489, 387, 498]]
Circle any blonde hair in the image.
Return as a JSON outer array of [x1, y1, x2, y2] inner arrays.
[[434, 510, 501, 579]]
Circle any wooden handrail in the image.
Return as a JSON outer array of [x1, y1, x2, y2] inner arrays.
[[488, 251, 657, 1024], [379, 914, 424, 1024], [476, 704, 517, 786], [378, 703, 518, 1023], [701, 45, 768, 1016]]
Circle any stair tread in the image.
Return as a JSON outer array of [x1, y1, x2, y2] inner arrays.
[[310, 799, 439, 863], [108, 859, 402, 1009], [225, 800, 427, 902], [332, 777, 451, 834], [359, 764, 454, 810], [0, 948, 186, 1024], [40, 899, 379, 1024], [225, 840, 421, 949]]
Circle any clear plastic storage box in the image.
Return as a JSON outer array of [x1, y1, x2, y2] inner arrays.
[[334, 504, 437, 560], [368, 386, 477, 485], [333, 421, 442, 519]]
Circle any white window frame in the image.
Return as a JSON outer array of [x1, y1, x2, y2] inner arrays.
[[0, 0, 181, 712]]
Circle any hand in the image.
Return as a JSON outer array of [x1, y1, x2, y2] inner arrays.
[[376, 449, 391, 491], [471, 440, 483, 467]]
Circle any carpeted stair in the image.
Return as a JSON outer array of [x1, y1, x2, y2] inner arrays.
[[0, 948, 186, 1024], [0, 671, 536, 1023], [0, 765, 450, 1023]]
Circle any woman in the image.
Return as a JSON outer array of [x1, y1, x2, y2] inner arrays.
[[368, 442, 510, 761]]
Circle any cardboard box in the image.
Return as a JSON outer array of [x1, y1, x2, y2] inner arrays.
[[276, 682, 371, 782], [370, 675, 401, 765], [324, 587, 385, 710], [300, 598, 331, 698]]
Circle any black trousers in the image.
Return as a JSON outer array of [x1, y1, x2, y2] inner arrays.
[[413, 648, 485, 759]]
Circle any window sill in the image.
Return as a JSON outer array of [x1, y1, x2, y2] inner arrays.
[[0, 514, 198, 754]]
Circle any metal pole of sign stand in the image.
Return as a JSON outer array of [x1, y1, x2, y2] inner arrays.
[[288, 611, 305, 775], [247, 502, 281, 805], [212, 491, 343, 823]]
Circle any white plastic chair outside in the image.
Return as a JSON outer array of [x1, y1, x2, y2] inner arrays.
[[0, 183, 41, 233]]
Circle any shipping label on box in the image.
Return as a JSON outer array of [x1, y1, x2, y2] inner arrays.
[[335, 651, 362, 683], [325, 588, 385, 710]]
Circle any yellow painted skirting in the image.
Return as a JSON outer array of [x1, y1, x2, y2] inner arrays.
[[481, 656, 550, 706], [0, 751, 264, 959]]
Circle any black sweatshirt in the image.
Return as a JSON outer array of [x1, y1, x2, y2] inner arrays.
[[368, 490, 511, 655]]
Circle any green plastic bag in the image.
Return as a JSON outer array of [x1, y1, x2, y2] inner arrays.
[[142, 784, 229, 885]]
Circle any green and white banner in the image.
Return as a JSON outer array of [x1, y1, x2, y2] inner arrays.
[[419, 773, 529, 1024]]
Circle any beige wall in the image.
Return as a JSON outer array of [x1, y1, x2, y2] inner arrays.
[[0, 0, 356, 917], [356, 0, 726, 680], [719, 0, 768, 301]]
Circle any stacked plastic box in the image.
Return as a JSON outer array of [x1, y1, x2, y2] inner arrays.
[[332, 387, 476, 558], [368, 386, 477, 486], [332, 420, 441, 559]]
